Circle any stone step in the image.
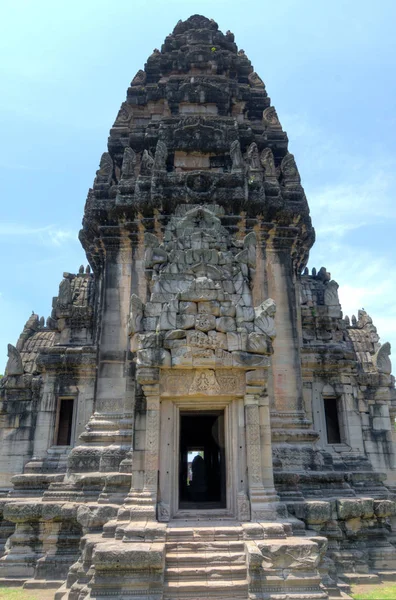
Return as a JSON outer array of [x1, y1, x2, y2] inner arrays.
[[165, 540, 245, 552], [165, 564, 247, 581], [163, 578, 249, 596], [375, 570, 396, 581], [166, 551, 245, 566], [23, 579, 64, 589], [166, 526, 243, 542], [0, 578, 27, 587], [339, 572, 380, 584]]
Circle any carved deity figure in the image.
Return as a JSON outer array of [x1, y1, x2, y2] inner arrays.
[[230, 140, 244, 172], [58, 278, 72, 309], [247, 142, 261, 170], [140, 150, 154, 176], [153, 141, 168, 172], [94, 152, 113, 185], [260, 148, 277, 178], [121, 147, 136, 180]]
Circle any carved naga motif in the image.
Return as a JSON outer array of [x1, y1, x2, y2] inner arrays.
[[94, 152, 113, 186], [281, 153, 301, 183], [6, 344, 24, 376], [262, 106, 282, 129]]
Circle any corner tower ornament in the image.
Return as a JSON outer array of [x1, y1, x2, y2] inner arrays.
[[0, 14, 396, 600]]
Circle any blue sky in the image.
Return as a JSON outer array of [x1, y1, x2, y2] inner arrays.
[[1, 0, 396, 370]]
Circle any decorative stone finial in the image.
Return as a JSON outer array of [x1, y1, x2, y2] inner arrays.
[[6, 344, 24, 376]]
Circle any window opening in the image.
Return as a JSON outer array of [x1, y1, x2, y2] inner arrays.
[[56, 398, 74, 446], [323, 397, 341, 444]]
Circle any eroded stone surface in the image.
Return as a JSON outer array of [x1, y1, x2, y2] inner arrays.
[[0, 12, 395, 600]]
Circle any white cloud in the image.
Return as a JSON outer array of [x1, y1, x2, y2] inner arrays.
[[0, 223, 76, 246], [285, 112, 396, 361]]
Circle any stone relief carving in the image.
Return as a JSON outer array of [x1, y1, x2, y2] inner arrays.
[[128, 294, 144, 336], [262, 106, 282, 129], [260, 148, 277, 179], [324, 280, 340, 306], [237, 492, 251, 521], [247, 142, 261, 170], [6, 344, 24, 376], [58, 278, 72, 309], [94, 152, 113, 186], [374, 342, 392, 375], [157, 501, 170, 522], [140, 150, 154, 176], [160, 369, 245, 396], [189, 370, 221, 394], [121, 147, 136, 180], [153, 140, 167, 172], [131, 69, 146, 86], [281, 153, 300, 183], [230, 140, 244, 172]]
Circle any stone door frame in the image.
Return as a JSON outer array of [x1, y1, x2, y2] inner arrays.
[[158, 394, 243, 521]]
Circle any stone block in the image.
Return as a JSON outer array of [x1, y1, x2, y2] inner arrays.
[[236, 305, 254, 323], [179, 301, 197, 314], [142, 316, 158, 331], [257, 538, 320, 570], [159, 311, 177, 331], [171, 347, 192, 367], [232, 352, 270, 368], [176, 314, 196, 329], [374, 499, 396, 517], [198, 301, 220, 316], [246, 332, 270, 355], [216, 317, 236, 333], [208, 331, 227, 350], [220, 302, 236, 317], [246, 369, 266, 385], [164, 329, 186, 340], [93, 541, 165, 571], [192, 348, 215, 368], [195, 314, 216, 332], [215, 349, 233, 367], [137, 349, 171, 368], [227, 332, 247, 351], [294, 501, 331, 525], [186, 330, 209, 348], [337, 499, 363, 520], [144, 302, 162, 317]]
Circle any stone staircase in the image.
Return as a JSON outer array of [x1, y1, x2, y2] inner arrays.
[[164, 524, 248, 599]]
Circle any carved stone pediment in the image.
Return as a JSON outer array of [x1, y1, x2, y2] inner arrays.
[[160, 368, 245, 397]]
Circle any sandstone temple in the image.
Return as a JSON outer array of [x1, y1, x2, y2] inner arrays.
[[1, 14, 396, 600]]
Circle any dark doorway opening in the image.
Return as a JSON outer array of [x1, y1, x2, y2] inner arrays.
[[56, 398, 74, 446], [324, 397, 341, 444], [179, 411, 226, 509]]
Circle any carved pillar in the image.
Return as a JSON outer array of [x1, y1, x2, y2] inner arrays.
[[143, 384, 161, 496], [245, 394, 279, 519], [265, 246, 307, 427], [259, 394, 277, 495]]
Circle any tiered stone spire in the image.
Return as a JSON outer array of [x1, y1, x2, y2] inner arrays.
[[81, 14, 314, 274]]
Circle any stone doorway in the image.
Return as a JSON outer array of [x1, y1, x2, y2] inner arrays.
[[179, 411, 226, 510]]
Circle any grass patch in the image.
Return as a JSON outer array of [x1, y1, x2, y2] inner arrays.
[[352, 583, 396, 599], [0, 590, 36, 600]]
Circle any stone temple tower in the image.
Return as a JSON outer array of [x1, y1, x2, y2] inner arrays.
[[1, 14, 396, 600]]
